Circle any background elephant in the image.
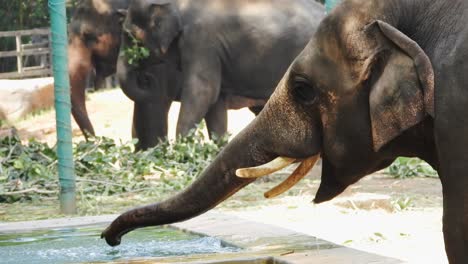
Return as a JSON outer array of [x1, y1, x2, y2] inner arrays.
[[68, 0, 130, 137], [117, 0, 325, 150], [103, 0, 468, 262]]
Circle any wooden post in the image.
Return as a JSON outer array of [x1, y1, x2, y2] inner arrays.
[[48, 30, 52, 73], [325, 0, 342, 13], [0, 28, 52, 79], [16, 34, 23, 74]]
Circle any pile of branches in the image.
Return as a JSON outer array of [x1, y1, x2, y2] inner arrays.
[[0, 127, 227, 203]]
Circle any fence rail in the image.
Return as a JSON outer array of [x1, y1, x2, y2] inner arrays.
[[0, 28, 52, 79]]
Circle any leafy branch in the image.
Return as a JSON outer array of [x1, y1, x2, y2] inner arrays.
[[122, 34, 150, 66], [385, 157, 438, 179], [0, 124, 228, 203]]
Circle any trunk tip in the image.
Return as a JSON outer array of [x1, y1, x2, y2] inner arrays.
[[101, 229, 121, 247], [101, 225, 122, 247]]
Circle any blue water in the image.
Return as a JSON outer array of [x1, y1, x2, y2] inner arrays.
[[0, 226, 239, 264]]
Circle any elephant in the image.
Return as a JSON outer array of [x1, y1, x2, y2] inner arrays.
[[68, 0, 130, 137], [103, 0, 467, 262], [117, 0, 325, 150]]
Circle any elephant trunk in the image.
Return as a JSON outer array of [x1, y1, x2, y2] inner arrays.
[[102, 116, 273, 246], [68, 36, 95, 136], [102, 73, 319, 246], [117, 58, 157, 102]]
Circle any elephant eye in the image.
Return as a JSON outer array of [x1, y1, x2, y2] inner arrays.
[[293, 77, 317, 105]]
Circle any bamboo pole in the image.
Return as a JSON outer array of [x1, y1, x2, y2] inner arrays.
[[325, 0, 342, 13], [48, 0, 76, 214]]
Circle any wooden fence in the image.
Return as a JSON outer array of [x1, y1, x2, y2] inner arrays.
[[0, 28, 52, 79]]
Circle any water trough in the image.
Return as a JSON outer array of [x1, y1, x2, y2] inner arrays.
[[0, 212, 402, 263]]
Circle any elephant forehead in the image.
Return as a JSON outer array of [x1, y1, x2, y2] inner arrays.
[[295, 46, 356, 96], [92, 0, 112, 15], [315, 0, 386, 61]]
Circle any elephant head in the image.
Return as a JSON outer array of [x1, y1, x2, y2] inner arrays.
[[123, 0, 182, 57], [68, 0, 129, 136], [115, 0, 182, 103], [116, 34, 182, 104], [102, 0, 437, 246]]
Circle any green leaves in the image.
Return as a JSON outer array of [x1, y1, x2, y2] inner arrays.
[[0, 136, 57, 202], [385, 157, 438, 179], [0, 136, 56, 182], [391, 197, 413, 211], [0, 124, 228, 203], [123, 36, 150, 66]]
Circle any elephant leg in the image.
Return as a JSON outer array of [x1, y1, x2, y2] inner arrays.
[[205, 97, 227, 138], [436, 143, 468, 263], [439, 181, 468, 263], [249, 106, 264, 116], [434, 56, 468, 263], [94, 74, 107, 90], [71, 82, 95, 138], [176, 48, 221, 137], [132, 101, 170, 151]]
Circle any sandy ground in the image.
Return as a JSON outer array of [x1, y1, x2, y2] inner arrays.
[[6, 88, 447, 263], [222, 174, 446, 264]]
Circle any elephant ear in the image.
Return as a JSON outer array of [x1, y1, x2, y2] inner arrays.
[[365, 20, 434, 151], [148, 0, 182, 55]]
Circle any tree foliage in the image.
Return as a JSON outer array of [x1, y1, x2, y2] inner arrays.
[[0, 0, 80, 32], [0, 0, 79, 72], [0, 0, 49, 32]]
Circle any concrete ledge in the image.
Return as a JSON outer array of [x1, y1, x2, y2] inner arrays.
[[0, 214, 117, 233], [0, 212, 402, 264]]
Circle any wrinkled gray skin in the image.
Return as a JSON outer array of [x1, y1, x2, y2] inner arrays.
[[68, 0, 130, 136], [117, 0, 325, 150], [103, 0, 468, 263]]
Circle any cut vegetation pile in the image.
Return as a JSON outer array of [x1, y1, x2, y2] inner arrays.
[[0, 126, 228, 204], [0, 121, 438, 221]]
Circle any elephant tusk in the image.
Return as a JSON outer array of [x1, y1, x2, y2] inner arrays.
[[264, 154, 319, 199], [236, 157, 296, 178]]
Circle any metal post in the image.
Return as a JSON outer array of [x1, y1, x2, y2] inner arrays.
[[325, 0, 342, 13], [48, 0, 76, 214]]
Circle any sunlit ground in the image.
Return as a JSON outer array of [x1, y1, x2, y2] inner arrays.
[[12, 88, 255, 146]]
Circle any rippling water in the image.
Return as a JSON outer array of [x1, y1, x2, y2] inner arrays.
[[0, 226, 239, 264]]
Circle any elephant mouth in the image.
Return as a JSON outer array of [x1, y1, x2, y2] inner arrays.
[[236, 155, 320, 198]]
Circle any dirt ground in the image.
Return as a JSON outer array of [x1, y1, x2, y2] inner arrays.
[[6, 88, 446, 263]]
